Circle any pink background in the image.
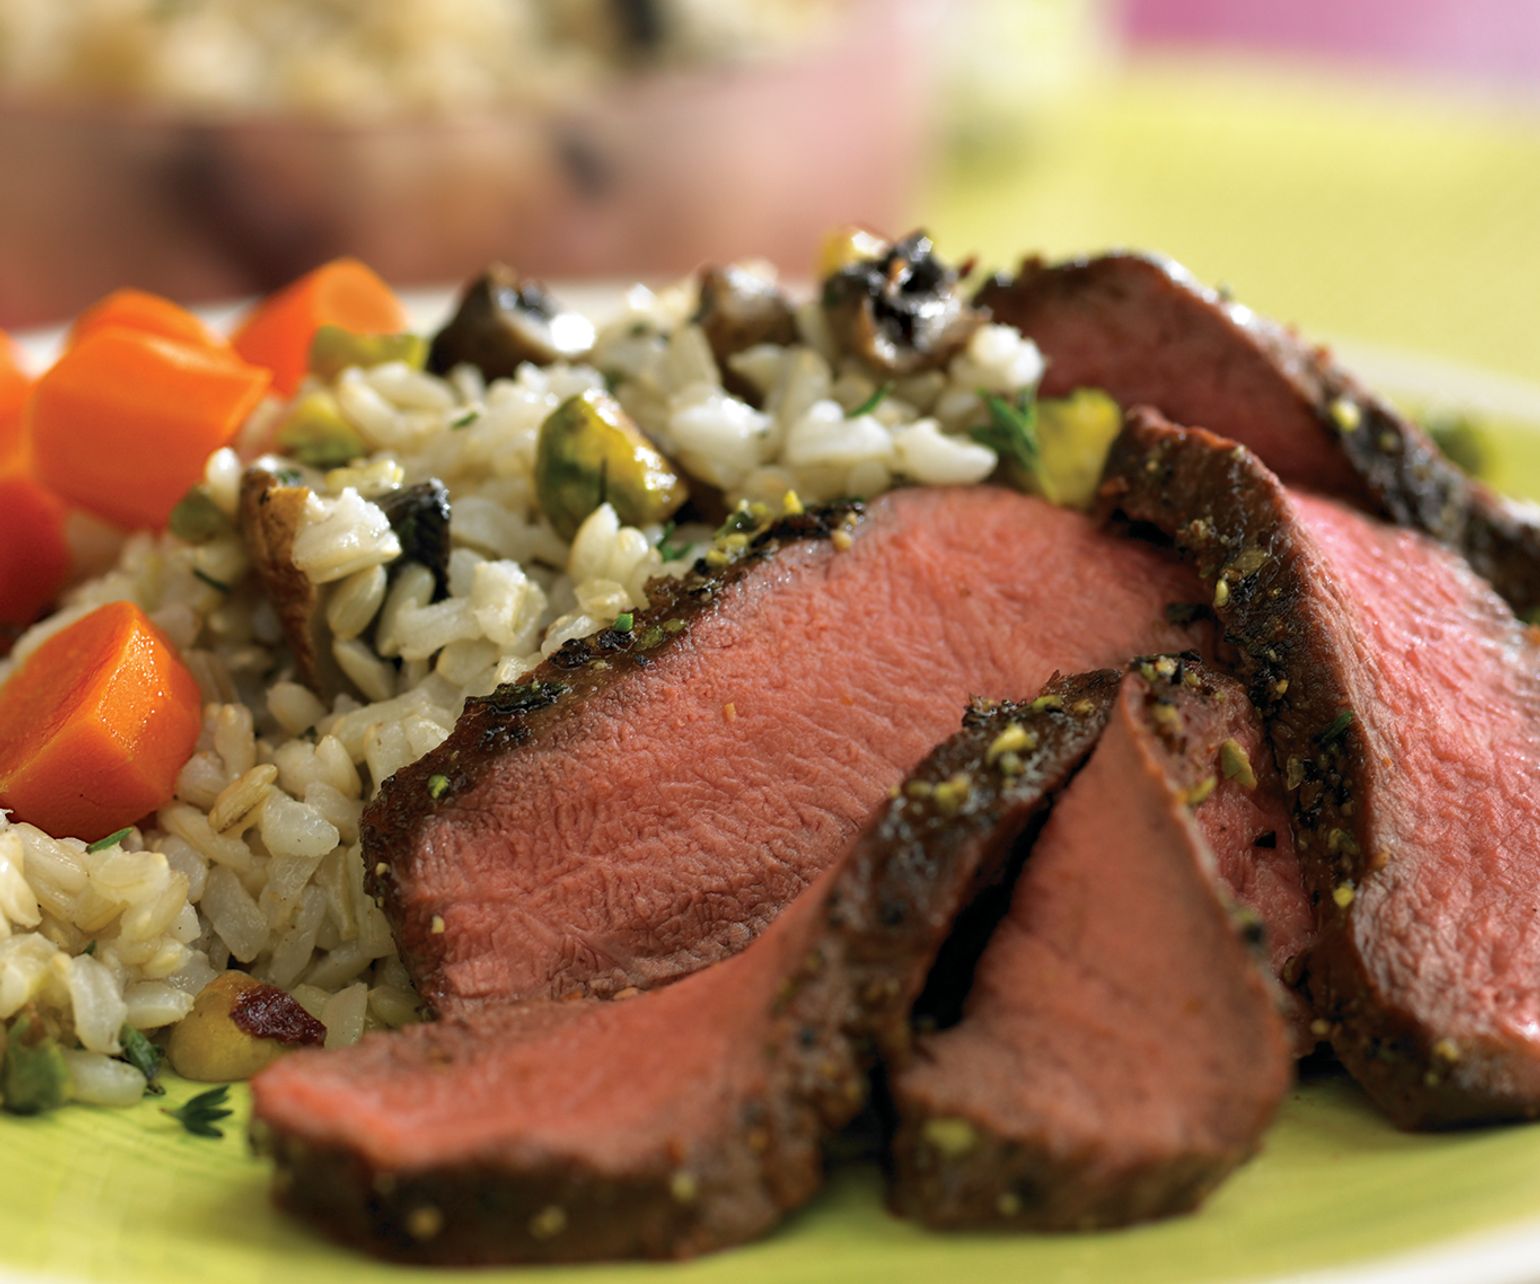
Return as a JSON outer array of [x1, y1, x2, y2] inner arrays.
[[1121, 0, 1540, 86]]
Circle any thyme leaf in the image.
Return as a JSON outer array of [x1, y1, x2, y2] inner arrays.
[[969, 389, 1040, 474], [1318, 709, 1355, 746], [846, 382, 894, 419], [119, 1025, 164, 1097], [163, 1085, 233, 1139]]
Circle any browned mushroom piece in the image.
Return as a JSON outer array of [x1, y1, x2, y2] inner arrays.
[[693, 265, 799, 368], [820, 230, 987, 375], [239, 467, 348, 698], [426, 264, 595, 381]]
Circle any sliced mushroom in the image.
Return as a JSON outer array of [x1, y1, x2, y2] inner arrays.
[[427, 264, 595, 380], [376, 480, 452, 600], [239, 467, 347, 697], [821, 230, 987, 375], [693, 265, 799, 367]]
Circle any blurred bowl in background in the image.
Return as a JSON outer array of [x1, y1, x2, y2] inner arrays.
[[0, 0, 939, 326]]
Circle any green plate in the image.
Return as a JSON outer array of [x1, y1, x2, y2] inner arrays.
[[5, 1069, 1540, 1284], [6, 318, 1540, 1284]]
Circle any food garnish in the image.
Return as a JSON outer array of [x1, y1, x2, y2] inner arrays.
[[164, 1085, 234, 1139]]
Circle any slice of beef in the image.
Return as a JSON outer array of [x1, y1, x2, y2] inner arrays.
[[979, 253, 1540, 616], [252, 674, 1120, 1265], [1103, 408, 1540, 1128], [364, 486, 1206, 1017], [889, 664, 1294, 1230], [1129, 655, 1314, 1048]]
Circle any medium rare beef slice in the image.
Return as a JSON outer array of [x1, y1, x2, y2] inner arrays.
[[364, 486, 1206, 1017], [1103, 408, 1540, 1128], [889, 665, 1293, 1230], [1130, 655, 1314, 1047], [980, 252, 1540, 616], [252, 675, 1120, 1265]]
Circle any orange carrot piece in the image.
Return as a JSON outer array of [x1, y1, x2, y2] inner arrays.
[[68, 288, 225, 353], [29, 329, 271, 530], [0, 331, 31, 476], [0, 476, 70, 629], [230, 258, 406, 395], [0, 601, 202, 841]]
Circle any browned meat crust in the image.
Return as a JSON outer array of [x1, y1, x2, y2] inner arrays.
[[1102, 408, 1540, 1127], [887, 662, 1293, 1229], [361, 489, 1202, 1017], [253, 673, 1119, 1264], [980, 252, 1540, 617]]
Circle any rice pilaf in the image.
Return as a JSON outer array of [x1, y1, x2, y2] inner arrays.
[[0, 250, 1046, 1107]]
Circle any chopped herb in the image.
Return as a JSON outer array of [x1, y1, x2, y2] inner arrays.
[[846, 382, 894, 419], [662, 618, 686, 635], [163, 1085, 233, 1139], [119, 1025, 164, 1096], [192, 568, 230, 593], [86, 828, 132, 853], [715, 506, 764, 539], [450, 409, 480, 430], [1318, 709, 1355, 746], [612, 612, 634, 633], [634, 625, 666, 650], [81, 940, 96, 956], [273, 467, 305, 487], [969, 388, 1040, 474], [426, 774, 450, 801], [656, 521, 691, 564]]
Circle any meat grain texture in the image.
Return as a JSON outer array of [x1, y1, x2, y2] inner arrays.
[[364, 487, 1205, 1017], [252, 673, 1121, 1264], [1103, 409, 1540, 1127], [889, 663, 1294, 1229], [980, 252, 1540, 616]]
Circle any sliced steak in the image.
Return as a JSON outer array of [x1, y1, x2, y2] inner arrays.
[[364, 487, 1205, 1016], [252, 674, 1120, 1265], [889, 664, 1294, 1229], [1103, 409, 1540, 1127], [1130, 655, 1314, 1046], [980, 252, 1540, 616]]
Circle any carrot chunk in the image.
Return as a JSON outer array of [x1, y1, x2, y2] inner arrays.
[[0, 601, 202, 842], [0, 331, 32, 476], [0, 476, 69, 629], [231, 258, 406, 395], [29, 329, 271, 530], [68, 288, 225, 353]]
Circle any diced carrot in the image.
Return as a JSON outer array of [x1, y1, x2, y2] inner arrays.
[[68, 288, 225, 353], [29, 329, 271, 530], [0, 476, 70, 629], [230, 258, 406, 395], [0, 601, 202, 842], [0, 331, 32, 476]]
